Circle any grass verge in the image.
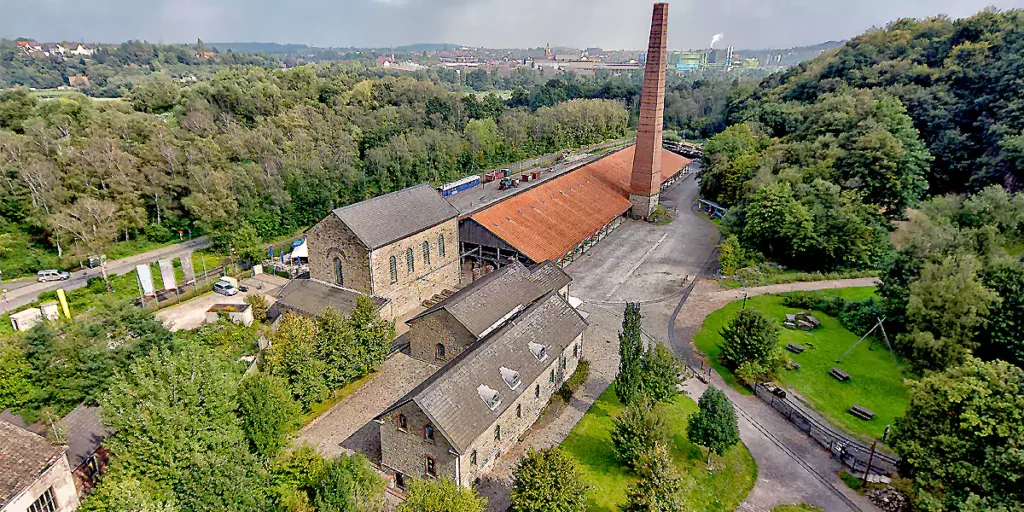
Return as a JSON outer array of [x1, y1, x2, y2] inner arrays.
[[561, 384, 756, 512], [300, 371, 377, 426], [721, 270, 879, 289], [693, 287, 909, 440], [772, 505, 825, 512]]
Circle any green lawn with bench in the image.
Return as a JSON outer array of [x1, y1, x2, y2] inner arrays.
[[693, 287, 909, 441]]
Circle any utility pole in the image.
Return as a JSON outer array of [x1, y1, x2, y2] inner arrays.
[[862, 441, 878, 485]]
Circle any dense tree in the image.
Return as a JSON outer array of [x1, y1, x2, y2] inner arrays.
[[510, 447, 590, 512], [236, 373, 301, 460], [889, 359, 1024, 511], [397, 477, 486, 512], [621, 442, 685, 512], [978, 261, 1024, 367], [640, 344, 681, 404], [686, 387, 741, 463], [0, 339, 33, 411], [718, 308, 781, 375], [264, 312, 329, 407], [616, 303, 644, 406], [611, 396, 668, 472], [311, 454, 384, 512]]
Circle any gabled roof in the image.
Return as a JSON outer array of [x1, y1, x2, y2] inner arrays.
[[407, 261, 571, 338], [59, 404, 112, 470], [331, 183, 460, 250], [0, 420, 65, 506], [470, 146, 690, 263], [274, 278, 387, 318], [380, 292, 587, 454]]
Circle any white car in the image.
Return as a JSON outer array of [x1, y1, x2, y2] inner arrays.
[[37, 270, 71, 282], [213, 281, 239, 296]]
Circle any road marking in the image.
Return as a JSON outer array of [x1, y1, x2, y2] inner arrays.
[[603, 233, 669, 300]]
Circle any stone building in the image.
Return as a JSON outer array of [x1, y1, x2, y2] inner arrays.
[[376, 261, 585, 490], [279, 183, 461, 321], [1, 419, 80, 512]]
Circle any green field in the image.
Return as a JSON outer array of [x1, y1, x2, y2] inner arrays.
[[561, 385, 757, 512], [772, 505, 824, 512], [693, 287, 909, 440]]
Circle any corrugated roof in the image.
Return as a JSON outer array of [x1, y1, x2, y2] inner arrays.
[[408, 261, 569, 337], [470, 146, 690, 263], [0, 419, 65, 506], [274, 279, 387, 318], [332, 183, 460, 249], [380, 292, 587, 454], [59, 404, 112, 470]]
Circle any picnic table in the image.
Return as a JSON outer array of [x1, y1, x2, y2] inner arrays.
[[785, 343, 806, 354], [849, 403, 875, 420], [829, 367, 851, 381]]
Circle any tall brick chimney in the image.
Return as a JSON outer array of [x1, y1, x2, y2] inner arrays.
[[630, 2, 669, 219]]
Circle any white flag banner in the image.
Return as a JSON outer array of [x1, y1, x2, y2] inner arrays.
[[136, 264, 155, 296], [159, 259, 176, 291], [179, 252, 195, 283]]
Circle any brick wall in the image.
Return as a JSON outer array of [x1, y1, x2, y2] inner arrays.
[[306, 215, 372, 294], [379, 402, 459, 485], [370, 219, 460, 320], [629, 2, 669, 218], [407, 309, 477, 363]]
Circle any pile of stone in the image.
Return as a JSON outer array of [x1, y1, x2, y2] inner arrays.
[[867, 486, 907, 512], [783, 311, 821, 331]]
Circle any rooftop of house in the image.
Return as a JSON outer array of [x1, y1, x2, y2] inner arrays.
[[331, 183, 460, 250], [59, 404, 112, 470], [379, 291, 587, 454], [274, 278, 386, 318], [470, 145, 690, 263], [0, 419, 66, 506], [407, 260, 571, 338], [207, 303, 251, 313]]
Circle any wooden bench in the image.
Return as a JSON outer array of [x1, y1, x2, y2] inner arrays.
[[849, 404, 875, 420], [829, 367, 851, 382], [785, 343, 806, 354]]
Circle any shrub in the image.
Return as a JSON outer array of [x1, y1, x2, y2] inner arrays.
[[244, 294, 269, 323], [510, 447, 590, 512], [640, 344, 681, 403], [735, 360, 771, 386], [86, 277, 107, 294], [717, 235, 750, 276], [719, 308, 781, 372], [611, 396, 668, 472], [143, 223, 175, 244], [398, 477, 486, 512], [839, 471, 863, 491], [558, 359, 589, 403]]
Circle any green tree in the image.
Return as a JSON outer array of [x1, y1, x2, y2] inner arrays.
[[265, 313, 329, 408], [236, 373, 300, 460], [127, 74, 181, 113], [687, 387, 740, 463], [740, 181, 816, 268], [510, 447, 590, 512], [611, 396, 668, 472], [621, 442, 685, 512], [978, 260, 1024, 367], [397, 477, 486, 512], [80, 471, 177, 512], [717, 234, 749, 275], [347, 295, 395, 374], [312, 454, 384, 512], [616, 303, 644, 406], [640, 344, 681, 404], [0, 340, 33, 411], [718, 308, 781, 374], [889, 359, 1024, 511]]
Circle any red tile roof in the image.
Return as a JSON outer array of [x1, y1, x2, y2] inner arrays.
[[470, 146, 690, 263]]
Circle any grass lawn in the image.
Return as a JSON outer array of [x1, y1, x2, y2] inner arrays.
[[561, 384, 756, 512], [693, 287, 909, 440], [300, 371, 377, 426], [771, 505, 824, 512]]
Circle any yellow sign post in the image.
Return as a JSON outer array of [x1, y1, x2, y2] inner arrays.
[[56, 289, 71, 319]]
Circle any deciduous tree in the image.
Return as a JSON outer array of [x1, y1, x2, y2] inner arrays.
[[621, 442, 685, 512], [397, 477, 486, 512], [510, 447, 590, 512], [718, 308, 781, 374], [687, 387, 740, 463]]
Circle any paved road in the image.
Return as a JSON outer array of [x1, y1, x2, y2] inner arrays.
[[0, 237, 210, 314]]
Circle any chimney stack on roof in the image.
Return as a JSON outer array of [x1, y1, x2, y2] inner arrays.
[[629, 2, 669, 219]]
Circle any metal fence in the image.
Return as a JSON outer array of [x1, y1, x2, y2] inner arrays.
[[752, 382, 900, 475]]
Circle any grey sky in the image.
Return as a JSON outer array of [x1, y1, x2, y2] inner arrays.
[[2, 0, 1023, 50]]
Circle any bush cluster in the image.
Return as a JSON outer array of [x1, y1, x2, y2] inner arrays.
[[781, 292, 883, 335]]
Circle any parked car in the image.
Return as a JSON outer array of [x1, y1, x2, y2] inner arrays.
[[37, 270, 70, 282], [213, 281, 239, 296]]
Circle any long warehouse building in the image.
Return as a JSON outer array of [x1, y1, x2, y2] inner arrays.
[[460, 145, 691, 269]]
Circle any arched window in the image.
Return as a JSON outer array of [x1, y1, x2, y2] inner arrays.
[[398, 414, 408, 431], [333, 257, 344, 287], [425, 456, 436, 476], [389, 256, 398, 284], [422, 241, 430, 266], [516, 404, 522, 419], [439, 234, 446, 258], [494, 425, 501, 442], [535, 384, 540, 399], [435, 343, 446, 360], [470, 450, 477, 466], [425, 424, 435, 441], [406, 248, 415, 273]]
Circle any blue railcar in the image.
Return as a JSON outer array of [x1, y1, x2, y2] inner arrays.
[[438, 175, 481, 197]]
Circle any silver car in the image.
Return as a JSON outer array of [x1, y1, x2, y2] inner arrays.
[[37, 269, 70, 282]]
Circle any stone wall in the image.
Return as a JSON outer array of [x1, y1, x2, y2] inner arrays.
[[4, 452, 80, 512], [379, 401, 459, 486], [306, 214, 372, 294], [456, 332, 584, 486], [407, 309, 477, 363], [370, 218, 460, 320]]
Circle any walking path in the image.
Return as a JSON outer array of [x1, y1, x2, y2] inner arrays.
[[0, 236, 210, 314]]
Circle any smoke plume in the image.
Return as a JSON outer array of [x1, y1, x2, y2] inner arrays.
[[710, 33, 724, 48]]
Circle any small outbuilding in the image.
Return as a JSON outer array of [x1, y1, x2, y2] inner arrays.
[[205, 303, 254, 327], [10, 308, 43, 332]]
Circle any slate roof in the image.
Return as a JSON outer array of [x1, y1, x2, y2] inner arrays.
[[470, 146, 690, 263], [408, 261, 571, 337], [274, 278, 387, 318], [60, 404, 113, 470], [380, 291, 587, 454], [332, 183, 460, 250], [0, 419, 65, 506]]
